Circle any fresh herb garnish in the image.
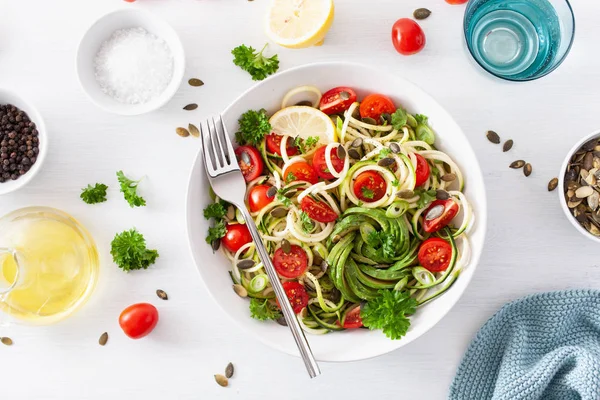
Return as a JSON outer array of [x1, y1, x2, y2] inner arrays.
[[110, 228, 159, 272], [203, 203, 227, 220], [80, 183, 108, 204], [361, 186, 375, 200], [249, 298, 282, 321], [366, 230, 396, 259], [232, 44, 279, 81], [300, 211, 315, 233], [285, 172, 297, 184], [294, 136, 320, 154], [391, 179, 400, 187], [361, 289, 417, 340], [276, 191, 293, 207], [391, 108, 408, 130], [415, 114, 428, 125], [414, 114, 435, 145], [236, 108, 271, 146], [414, 188, 437, 208], [206, 220, 227, 244], [117, 171, 146, 208], [378, 148, 392, 159]]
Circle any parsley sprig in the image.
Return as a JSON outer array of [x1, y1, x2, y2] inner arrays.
[[249, 298, 282, 321], [232, 44, 279, 81], [414, 188, 437, 208], [361, 290, 417, 340], [80, 183, 108, 204], [117, 171, 146, 208], [110, 228, 159, 272], [236, 109, 271, 146]]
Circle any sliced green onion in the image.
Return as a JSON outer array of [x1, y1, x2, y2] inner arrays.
[[412, 267, 435, 285], [249, 274, 269, 293], [394, 276, 409, 291]]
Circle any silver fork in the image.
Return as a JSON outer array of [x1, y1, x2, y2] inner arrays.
[[200, 116, 321, 379]]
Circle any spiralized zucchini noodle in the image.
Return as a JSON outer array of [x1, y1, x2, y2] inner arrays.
[[208, 85, 474, 337]]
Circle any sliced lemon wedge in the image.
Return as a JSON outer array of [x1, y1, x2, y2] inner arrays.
[[269, 106, 336, 144], [266, 0, 335, 49]]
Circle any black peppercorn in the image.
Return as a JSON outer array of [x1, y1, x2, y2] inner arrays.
[[0, 104, 40, 183]]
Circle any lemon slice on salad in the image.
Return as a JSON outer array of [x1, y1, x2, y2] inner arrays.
[[266, 0, 335, 49], [269, 106, 336, 143]]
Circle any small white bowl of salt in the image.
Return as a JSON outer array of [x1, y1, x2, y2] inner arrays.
[[77, 9, 185, 115]]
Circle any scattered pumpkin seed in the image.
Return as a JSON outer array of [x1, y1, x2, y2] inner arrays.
[[425, 205, 444, 221], [211, 239, 221, 252], [397, 190, 414, 199], [176, 127, 190, 137], [351, 138, 363, 148], [1, 337, 12, 346], [233, 284, 248, 298], [389, 142, 401, 154], [362, 117, 377, 125], [215, 374, 228, 387], [441, 173, 456, 182], [576, 213, 588, 223], [156, 289, 168, 300], [380, 113, 392, 125], [237, 259, 256, 270], [565, 169, 577, 182], [226, 205, 235, 220], [281, 239, 291, 254], [241, 151, 251, 165], [337, 145, 347, 160], [524, 163, 532, 177], [266, 186, 278, 199], [188, 78, 204, 87], [276, 316, 287, 326], [295, 100, 313, 107], [582, 139, 597, 152], [548, 178, 558, 192], [588, 191, 599, 211], [321, 260, 329, 273], [510, 160, 525, 169], [584, 152, 594, 171], [225, 363, 234, 379], [99, 332, 108, 346], [576, 186, 594, 198], [503, 139, 513, 152], [377, 158, 396, 168], [188, 124, 200, 138], [183, 103, 198, 111], [486, 130, 501, 144], [270, 207, 287, 218], [413, 7, 432, 20], [340, 91, 350, 100], [348, 149, 361, 160], [436, 190, 450, 200]]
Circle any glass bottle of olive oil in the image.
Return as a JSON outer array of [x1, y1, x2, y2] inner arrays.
[[0, 207, 99, 324]]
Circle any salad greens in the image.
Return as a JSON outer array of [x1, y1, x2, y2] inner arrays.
[[361, 290, 417, 340], [80, 183, 108, 204]]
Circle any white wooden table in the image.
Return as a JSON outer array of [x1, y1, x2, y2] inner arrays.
[[1, 0, 598, 398]]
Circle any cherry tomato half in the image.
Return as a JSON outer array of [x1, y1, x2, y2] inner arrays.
[[391, 18, 426, 56], [281, 281, 309, 314], [414, 154, 431, 187], [446, 0, 469, 4], [312, 145, 345, 180], [119, 303, 159, 339], [422, 199, 459, 233], [418, 238, 453, 272], [319, 87, 357, 115], [248, 184, 275, 212], [359, 94, 396, 121], [300, 196, 338, 223], [266, 133, 298, 156], [273, 244, 308, 279], [235, 145, 264, 182], [222, 223, 252, 253], [284, 161, 318, 184], [353, 171, 387, 202], [343, 305, 363, 329]]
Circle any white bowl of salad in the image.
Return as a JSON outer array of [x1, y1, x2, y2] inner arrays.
[[186, 62, 487, 362]]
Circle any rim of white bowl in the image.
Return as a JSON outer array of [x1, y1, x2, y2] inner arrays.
[[76, 8, 185, 116], [185, 61, 488, 362], [0, 89, 48, 195], [558, 129, 600, 244]]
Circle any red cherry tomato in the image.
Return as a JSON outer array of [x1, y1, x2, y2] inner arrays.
[[222, 223, 252, 253], [319, 87, 357, 115], [422, 199, 459, 233], [235, 145, 264, 182], [284, 161, 318, 184], [273, 244, 308, 279], [418, 238, 453, 272], [248, 184, 275, 212], [359, 94, 396, 121], [446, 0, 469, 4], [281, 281, 309, 314], [391, 18, 426, 56], [123, 0, 136, 2], [353, 171, 387, 202], [266, 133, 298, 156], [119, 303, 159, 339], [414, 154, 431, 187], [312, 145, 345, 180], [343, 305, 363, 329], [300, 196, 338, 223]]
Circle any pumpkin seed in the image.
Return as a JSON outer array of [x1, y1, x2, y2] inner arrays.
[[233, 284, 248, 298], [99, 332, 108, 346], [156, 289, 168, 300], [270, 207, 287, 218], [295, 100, 313, 107], [188, 78, 204, 87], [583, 152, 594, 171], [241, 151, 251, 165], [281, 239, 291, 254], [576, 186, 594, 198], [413, 7, 432, 20], [337, 145, 347, 160], [312, 253, 323, 267], [380, 113, 392, 125], [351, 138, 363, 148], [340, 91, 350, 100], [348, 149, 361, 160], [176, 127, 190, 137], [389, 142, 401, 154], [188, 124, 200, 138], [503, 139, 513, 152], [436, 190, 450, 200], [211, 239, 221, 252], [226, 205, 235, 220], [362, 117, 377, 125], [276, 316, 288, 326], [568, 199, 582, 208], [548, 178, 558, 192], [425, 205, 444, 220], [524, 163, 532, 177], [588, 191, 599, 211], [378, 158, 396, 167], [321, 260, 329, 273], [225, 362, 234, 379], [1, 337, 12, 346], [486, 130, 500, 144], [576, 213, 588, 223], [510, 160, 525, 169], [215, 374, 228, 387], [582, 139, 598, 152], [397, 190, 414, 199], [590, 224, 600, 236], [183, 103, 198, 111], [266, 186, 278, 198], [441, 173, 456, 182], [565, 169, 577, 182], [237, 259, 255, 270]]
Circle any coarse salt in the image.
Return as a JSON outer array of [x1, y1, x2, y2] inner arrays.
[[94, 27, 174, 105]]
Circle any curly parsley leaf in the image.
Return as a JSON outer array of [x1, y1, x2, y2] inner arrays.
[[366, 230, 397, 258], [203, 203, 227, 220], [117, 171, 146, 208], [361, 289, 417, 340], [276, 191, 293, 207], [377, 148, 392, 160], [285, 172, 297, 184], [361, 186, 375, 200], [414, 188, 437, 208], [205, 220, 227, 244], [294, 136, 320, 154], [80, 183, 108, 204], [249, 298, 282, 321], [236, 108, 271, 146], [110, 228, 159, 272], [232, 44, 279, 81], [300, 211, 315, 233], [415, 114, 428, 125], [391, 108, 408, 130]]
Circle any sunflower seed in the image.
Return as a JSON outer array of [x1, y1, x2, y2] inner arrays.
[[441, 173, 456, 182], [425, 205, 444, 221], [568, 199, 582, 208], [510, 160, 525, 169], [436, 190, 450, 200], [582, 139, 598, 152], [576, 186, 594, 198], [188, 124, 200, 138], [588, 191, 599, 211], [183, 103, 198, 111], [397, 190, 414, 199], [99, 332, 108, 346], [321, 260, 329, 273], [486, 130, 500, 144], [233, 284, 248, 298], [524, 163, 532, 177], [351, 138, 363, 148], [583, 152, 594, 171], [389, 142, 401, 154], [225, 363, 234, 379], [380, 113, 392, 125], [295, 100, 313, 107], [188, 78, 204, 87], [362, 117, 377, 125], [215, 374, 228, 387], [176, 127, 190, 137], [241, 151, 251, 165], [270, 207, 287, 218], [337, 145, 347, 159], [266, 186, 278, 198], [1, 337, 12, 346], [237, 259, 255, 270], [281, 239, 291, 254], [211, 239, 221, 252], [348, 149, 361, 160], [503, 140, 513, 152], [276, 316, 288, 326], [378, 158, 396, 167], [340, 91, 350, 100], [156, 289, 168, 300], [413, 7, 432, 20], [548, 178, 558, 192]]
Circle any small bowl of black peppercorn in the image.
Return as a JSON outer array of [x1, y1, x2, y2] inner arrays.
[[0, 89, 47, 194]]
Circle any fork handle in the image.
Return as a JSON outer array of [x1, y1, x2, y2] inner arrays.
[[237, 206, 321, 378]]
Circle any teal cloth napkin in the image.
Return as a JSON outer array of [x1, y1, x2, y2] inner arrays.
[[449, 290, 600, 400]]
